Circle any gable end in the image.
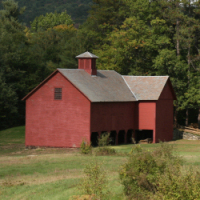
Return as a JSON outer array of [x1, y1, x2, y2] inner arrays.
[[22, 69, 92, 102], [22, 70, 59, 101], [158, 78, 177, 100]]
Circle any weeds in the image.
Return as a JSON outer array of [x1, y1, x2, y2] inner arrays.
[[77, 161, 110, 200], [95, 147, 116, 156], [80, 139, 92, 154]]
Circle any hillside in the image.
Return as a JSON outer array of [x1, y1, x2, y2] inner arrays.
[[0, 0, 93, 26]]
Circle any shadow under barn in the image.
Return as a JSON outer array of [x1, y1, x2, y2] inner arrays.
[[91, 132, 99, 147], [135, 130, 153, 143], [118, 130, 125, 145], [127, 129, 134, 144], [109, 131, 117, 145]]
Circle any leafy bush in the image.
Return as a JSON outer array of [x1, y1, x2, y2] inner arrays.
[[98, 132, 110, 147], [119, 143, 200, 200], [78, 161, 110, 200], [80, 139, 92, 154], [154, 167, 200, 200], [95, 132, 116, 155]]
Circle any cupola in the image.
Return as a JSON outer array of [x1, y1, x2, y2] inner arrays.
[[76, 51, 98, 76]]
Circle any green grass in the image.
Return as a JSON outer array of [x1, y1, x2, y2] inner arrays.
[[1, 126, 200, 199], [0, 126, 25, 155], [0, 126, 25, 144]]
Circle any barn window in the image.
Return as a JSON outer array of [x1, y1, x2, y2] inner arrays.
[[54, 88, 62, 100]]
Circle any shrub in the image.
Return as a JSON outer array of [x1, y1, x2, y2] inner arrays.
[[119, 143, 200, 200], [78, 161, 110, 200], [80, 139, 92, 154], [95, 132, 116, 155], [154, 167, 200, 200], [98, 132, 110, 147]]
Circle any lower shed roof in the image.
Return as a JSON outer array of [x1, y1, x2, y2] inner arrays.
[[122, 76, 170, 100]]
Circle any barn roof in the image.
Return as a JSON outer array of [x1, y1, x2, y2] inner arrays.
[[22, 69, 176, 102], [122, 76, 170, 100], [58, 69, 136, 102]]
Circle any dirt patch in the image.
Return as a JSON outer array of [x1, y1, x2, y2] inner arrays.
[[0, 169, 84, 187], [0, 144, 80, 157], [24, 147, 79, 155]]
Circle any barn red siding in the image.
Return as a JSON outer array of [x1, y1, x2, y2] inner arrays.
[[25, 72, 91, 148], [91, 102, 136, 132], [159, 80, 175, 100], [156, 100, 173, 142], [138, 101, 156, 130], [156, 81, 174, 142]]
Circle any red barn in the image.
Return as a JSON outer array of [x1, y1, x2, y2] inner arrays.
[[23, 52, 176, 148]]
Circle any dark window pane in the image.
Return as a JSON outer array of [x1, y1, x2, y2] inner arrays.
[[54, 88, 62, 100]]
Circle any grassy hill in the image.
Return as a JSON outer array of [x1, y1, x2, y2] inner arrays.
[[0, 0, 93, 26], [0, 126, 25, 155]]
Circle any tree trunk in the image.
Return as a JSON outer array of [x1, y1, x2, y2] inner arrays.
[[174, 106, 178, 128], [186, 46, 191, 128], [176, 19, 180, 56], [185, 108, 189, 126], [198, 108, 200, 129]]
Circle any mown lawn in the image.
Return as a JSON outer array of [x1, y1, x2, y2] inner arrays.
[[1, 126, 200, 199]]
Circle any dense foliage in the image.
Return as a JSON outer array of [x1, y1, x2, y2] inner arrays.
[[0, 0, 92, 25], [1, 0, 200, 129], [81, 0, 200, 126]]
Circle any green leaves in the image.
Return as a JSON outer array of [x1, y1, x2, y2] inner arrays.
[[30, 11, 74, 32]]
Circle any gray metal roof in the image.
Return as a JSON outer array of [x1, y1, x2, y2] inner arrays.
[[58, 69, 136, 102], [122, 76, 169, 100], [76, 51, 99, 59]]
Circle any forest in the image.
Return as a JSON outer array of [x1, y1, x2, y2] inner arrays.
[[1, 0, 200, 130], [0, 0, 92, 25]]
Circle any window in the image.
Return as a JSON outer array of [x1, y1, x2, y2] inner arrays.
[[54, 88, 62, 100]]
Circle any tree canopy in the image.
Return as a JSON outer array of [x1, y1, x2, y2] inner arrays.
[[31, 11, 74, 31], [1, 0, 200, 129]]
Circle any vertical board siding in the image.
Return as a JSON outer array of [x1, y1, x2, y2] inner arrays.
[[25, 72, 91, 148], [138, 102, 156, 130], [91, 102, 136, 132], [156, 81, 174, 142], [159, 81, 175, 100], [156, 100, 173, 142]]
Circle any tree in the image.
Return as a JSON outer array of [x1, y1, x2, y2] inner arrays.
[[0, 73, 18, 129], [0, 0, 27, 129], [31, 11, 74, 32], [78, 0, 130, 51], [85, 0, 200, 126]]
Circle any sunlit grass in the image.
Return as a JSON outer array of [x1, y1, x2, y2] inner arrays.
[[1, 127, 200, 199]]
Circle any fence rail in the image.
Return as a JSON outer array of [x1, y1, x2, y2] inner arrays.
[[179, 126, 200, 136]]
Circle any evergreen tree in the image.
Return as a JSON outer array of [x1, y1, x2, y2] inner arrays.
[[0, 0, 27, 129]]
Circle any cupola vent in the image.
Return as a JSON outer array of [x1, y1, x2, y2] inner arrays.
[[76, 51, 98, 76]]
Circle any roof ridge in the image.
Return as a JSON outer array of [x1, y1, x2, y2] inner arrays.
[[122, 75, 169, 77], [57, 68, 83, 70], [122, 76, 138, 101], [76, 51, 99, 58]]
